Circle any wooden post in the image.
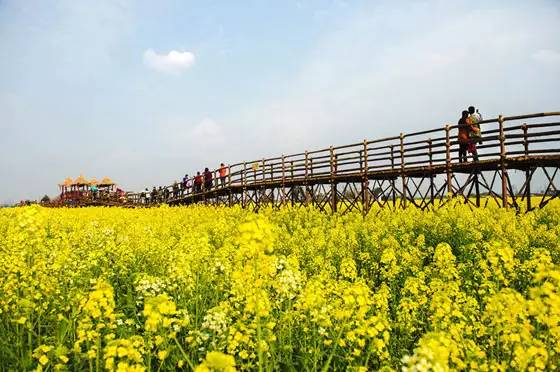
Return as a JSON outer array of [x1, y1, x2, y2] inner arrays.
[[290, 160, 295, 206], [270, 162, 275, 207], [330, 146, 337, 213], [390, 145, 396, 207], [400, 133, 406, 208], [304, 151, 309, 205], [281, 155, 286, 206], [260, 158, 265, 208], [362, 140, 369, 215], [428, 138, 435, 206], [499, 115, 508, 208], [523, 123, 531, 210], [309, 158, 314, 207], [475, 173, 481, 208], [242, 162, 247, 209], [445, 125, 452, 196], [228, 165, 232, 207]]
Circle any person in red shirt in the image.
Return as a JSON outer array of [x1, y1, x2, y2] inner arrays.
[[204, 167, 213, 191], [194, 172, 203, 193], [218, 163, 228, 187]]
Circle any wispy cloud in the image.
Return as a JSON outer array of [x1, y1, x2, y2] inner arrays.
[[143, 49, 196, 74]]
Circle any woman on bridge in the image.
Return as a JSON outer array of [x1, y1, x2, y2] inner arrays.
[[458, 110, 469, 163], [204, 168, 213, 191], [194, 172, 203, 193]]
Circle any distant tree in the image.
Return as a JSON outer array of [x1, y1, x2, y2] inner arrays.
[[41, 195, 51, 204]]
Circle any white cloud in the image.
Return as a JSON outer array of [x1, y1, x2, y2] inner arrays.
[[143, 49, 195, 74], [533, 49, 560, 64]]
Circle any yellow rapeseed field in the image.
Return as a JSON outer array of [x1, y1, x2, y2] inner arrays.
[[1, 202, 559, 371]]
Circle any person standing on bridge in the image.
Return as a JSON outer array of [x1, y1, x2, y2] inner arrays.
[[182, 174, 191, 195], [218, 163, 228, 187], [163, 186, 170, 201], [458, 110, 469, 163], [150, 187, 157, 204], [466, 106, 481, 161], [204, 167, 213, 191], [194, 172, 203, 193], [468, 106, 482, 134]]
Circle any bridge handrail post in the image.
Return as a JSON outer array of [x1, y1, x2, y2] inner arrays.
[[242, 161, 247, 209], [228, 165, 232, 187], [330, 146, 337, 213], [499, 115, 508, 208], [400, 133, 406, 208], [227, 165, 232, 207], [304, 151, 309, 205], [428, 138, 435, 205], [304, 151, 309, 180], [362, 139, 369, 215], [522, 123, 531, 210], [261, 158, 266, 207], [390, 145, 396, 207], [445, 125, 452, 196], [522, 123, 529, 157], [290, 160, 295, 206], [281, 155, 286, 206]]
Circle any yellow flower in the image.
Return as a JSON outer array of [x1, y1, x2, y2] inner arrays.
[[196, 351, 236, 372], [157, 350, 168, 360], [38, 355, 49, 366]]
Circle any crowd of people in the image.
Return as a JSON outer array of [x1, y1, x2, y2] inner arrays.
[[139, 163, 228, 204], [457, 105, 483, 163], [137, 108, 485, 205]]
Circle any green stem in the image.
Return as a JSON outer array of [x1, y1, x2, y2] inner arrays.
[[173, 337, 195, 370], [96, 334, 101, 372], [321, 327, 344, 372]]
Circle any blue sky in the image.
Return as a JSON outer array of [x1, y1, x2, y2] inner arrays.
[[1, 0, 559, 203]]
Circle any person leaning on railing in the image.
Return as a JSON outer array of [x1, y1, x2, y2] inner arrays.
[[218, 163, 228, 187], [458, 110, 469, 163], [466, 106, 481, 161]]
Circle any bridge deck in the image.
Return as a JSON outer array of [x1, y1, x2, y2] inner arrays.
[[165, 154, 560, 206], [123, 111, 560, 212]]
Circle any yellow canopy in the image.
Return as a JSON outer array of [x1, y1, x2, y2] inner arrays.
[[60, 177, 73, 187], [99, 176, 115, 186], [73, 174, 89, 186], [89, 177, 99, 186]]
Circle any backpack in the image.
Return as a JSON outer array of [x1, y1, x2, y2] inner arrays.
[[467, 115, 481, 139]]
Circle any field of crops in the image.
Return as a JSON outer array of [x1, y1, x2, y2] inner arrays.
[[1, 202, 559, 371]]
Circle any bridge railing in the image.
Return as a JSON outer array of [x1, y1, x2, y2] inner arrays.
[[127, 111, 560, 205]]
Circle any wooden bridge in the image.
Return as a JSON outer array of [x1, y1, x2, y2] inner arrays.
[[128, 112, 560, 213]]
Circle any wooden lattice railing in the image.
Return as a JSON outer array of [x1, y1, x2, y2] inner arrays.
[[127, 111, 560, 211]]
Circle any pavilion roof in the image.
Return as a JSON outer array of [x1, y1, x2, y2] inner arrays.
[[99, 176, 115, 186], [60, 177, 73, 187], [73, 174, 89, 186]]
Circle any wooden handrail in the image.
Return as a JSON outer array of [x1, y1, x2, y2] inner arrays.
[[127, 111, 560, 203]]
